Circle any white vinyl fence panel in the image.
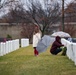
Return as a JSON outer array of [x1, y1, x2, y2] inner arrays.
[[61, 38, 76, 65], [72, 43, 76, 65], [21, 38, 29, 47], [0, 38, 29, 56], [0, 39, 19, 56]]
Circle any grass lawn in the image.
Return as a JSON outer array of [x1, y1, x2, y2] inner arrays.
[[0, 45, 76, 75]]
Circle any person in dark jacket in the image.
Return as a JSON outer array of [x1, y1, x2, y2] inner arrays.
[[50, 36, 64, 55]]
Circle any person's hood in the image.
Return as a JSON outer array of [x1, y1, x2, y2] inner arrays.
[[56, 36, 61, 42]]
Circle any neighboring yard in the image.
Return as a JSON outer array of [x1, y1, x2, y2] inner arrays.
[[0, 45, 76, 75]]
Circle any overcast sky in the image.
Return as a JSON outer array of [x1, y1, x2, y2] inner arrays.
[[23, 0, 73, 8], [0, 0, 73, 17]]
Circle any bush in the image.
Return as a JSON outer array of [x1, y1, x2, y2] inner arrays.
[[7, 34, 12, 38], [6, 34, 12, 40]]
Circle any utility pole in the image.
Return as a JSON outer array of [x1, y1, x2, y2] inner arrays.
[[62, 0, 64, 31]]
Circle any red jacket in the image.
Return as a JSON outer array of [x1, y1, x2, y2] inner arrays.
[[50, 36, 64, 53]]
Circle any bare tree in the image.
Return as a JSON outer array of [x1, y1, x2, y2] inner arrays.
[[64, 1, 76, 37], [0, 0, 20, 17], [25, 0, 61, 36], [2, 0, 61, 36], [21, 23, 35, 43], [65, 24, 76, 37]]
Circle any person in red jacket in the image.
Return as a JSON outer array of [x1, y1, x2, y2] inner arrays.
[[50, 36, 64, 55]]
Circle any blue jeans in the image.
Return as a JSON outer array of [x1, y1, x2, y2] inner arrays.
[[51, 48, 62, 55]]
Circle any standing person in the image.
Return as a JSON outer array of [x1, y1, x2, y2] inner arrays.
[[50, 36, 64, 55], [33, 25, 42, 56]]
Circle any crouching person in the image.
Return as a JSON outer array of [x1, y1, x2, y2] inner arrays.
[[50, 36, 66, 55]]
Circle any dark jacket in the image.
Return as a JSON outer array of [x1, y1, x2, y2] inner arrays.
[[50, 36, 64, 53]]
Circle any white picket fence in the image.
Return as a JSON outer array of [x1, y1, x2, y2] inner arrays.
[[0, 38, 29, 56], [61, 38, 76, 65]]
